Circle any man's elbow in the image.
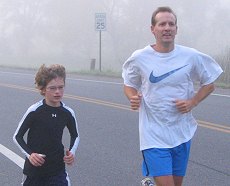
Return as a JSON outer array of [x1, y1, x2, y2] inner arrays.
[[206, 83, 215, 93]]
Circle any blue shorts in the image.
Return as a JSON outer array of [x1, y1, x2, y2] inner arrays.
[[142, 140, 191, 177], [22, 170, 70, 186]]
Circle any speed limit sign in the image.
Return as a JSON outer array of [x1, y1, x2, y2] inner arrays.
[[95, 13, 106, 31]]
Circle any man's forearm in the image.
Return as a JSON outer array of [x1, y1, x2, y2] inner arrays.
[[124, 85, 138, 100], [191, 83, 215, 106]]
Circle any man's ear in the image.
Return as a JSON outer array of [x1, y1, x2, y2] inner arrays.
[[150, 25, 154, 34]]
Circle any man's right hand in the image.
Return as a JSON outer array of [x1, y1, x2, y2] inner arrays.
[[130, 94, 142, 110]]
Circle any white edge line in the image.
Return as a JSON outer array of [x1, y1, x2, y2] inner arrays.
[[0, 144, 24, 169], [211, 93, 230, 98], [68, 77, 123, 85], [0, 71, 229, 96], [0, 71, 123, 85]]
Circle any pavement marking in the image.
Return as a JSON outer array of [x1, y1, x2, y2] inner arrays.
[[0, 70, 123, 85], [0, 82, 229, 134], [68, 77, 123, 85], [65, 94, 131, 110], [211, 93, 230, 98], [0, 70, 229, 97], [0, 144, 24, 169], [0, 82, 229, 170]]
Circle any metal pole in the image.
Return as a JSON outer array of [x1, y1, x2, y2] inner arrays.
[[99, 30, 102, 72]]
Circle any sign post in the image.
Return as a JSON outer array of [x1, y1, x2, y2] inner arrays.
[[95, 13, 106, 72]]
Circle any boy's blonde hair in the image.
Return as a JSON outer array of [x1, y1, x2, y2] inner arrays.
[[35, 64, 66, 95]]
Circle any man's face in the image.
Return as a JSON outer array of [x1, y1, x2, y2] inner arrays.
[[151, 12, 177, 46]]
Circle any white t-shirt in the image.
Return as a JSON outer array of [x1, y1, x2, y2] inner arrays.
[[122, 45, 223, 151]]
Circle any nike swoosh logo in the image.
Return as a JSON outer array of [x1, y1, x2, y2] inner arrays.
[[149, 64, 188, 83]]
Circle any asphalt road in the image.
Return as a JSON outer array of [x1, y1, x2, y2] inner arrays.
[[0, 67, 229, 186]]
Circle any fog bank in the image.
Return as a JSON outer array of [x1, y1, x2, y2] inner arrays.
[[0, 0, 229, 72]]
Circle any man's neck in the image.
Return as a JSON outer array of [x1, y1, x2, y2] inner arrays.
[[152, 42, 175, 53]]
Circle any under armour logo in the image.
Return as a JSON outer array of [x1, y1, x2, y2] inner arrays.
[[52, 114, 57, 118]]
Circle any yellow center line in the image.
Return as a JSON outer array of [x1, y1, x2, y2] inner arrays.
[[65, 94, 131, 110], [0, 82, 37, 92], [197, 120, 230, 130], [198, 123, 230, 134], [1, 82, 229, 134]]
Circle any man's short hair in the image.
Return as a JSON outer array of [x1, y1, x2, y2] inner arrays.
[[151, 6, 177, 26]]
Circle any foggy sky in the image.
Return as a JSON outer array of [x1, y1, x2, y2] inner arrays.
[[0, 0, 229, 72]]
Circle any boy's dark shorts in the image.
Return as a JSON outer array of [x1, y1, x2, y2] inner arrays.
[[23, 170, 70, 186]]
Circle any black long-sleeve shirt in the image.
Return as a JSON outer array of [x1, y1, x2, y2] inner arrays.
[[13, 99, 79, 177]]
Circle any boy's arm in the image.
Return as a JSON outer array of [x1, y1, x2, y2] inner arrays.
[[64, 111, 79, 165], [67, 112, 80, 155], [13, 112, 34, 158]]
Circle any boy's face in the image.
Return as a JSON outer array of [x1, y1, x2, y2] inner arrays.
[[43, 77, 65, 107]]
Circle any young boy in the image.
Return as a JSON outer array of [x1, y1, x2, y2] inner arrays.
[[13, 64, 80, 186]]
